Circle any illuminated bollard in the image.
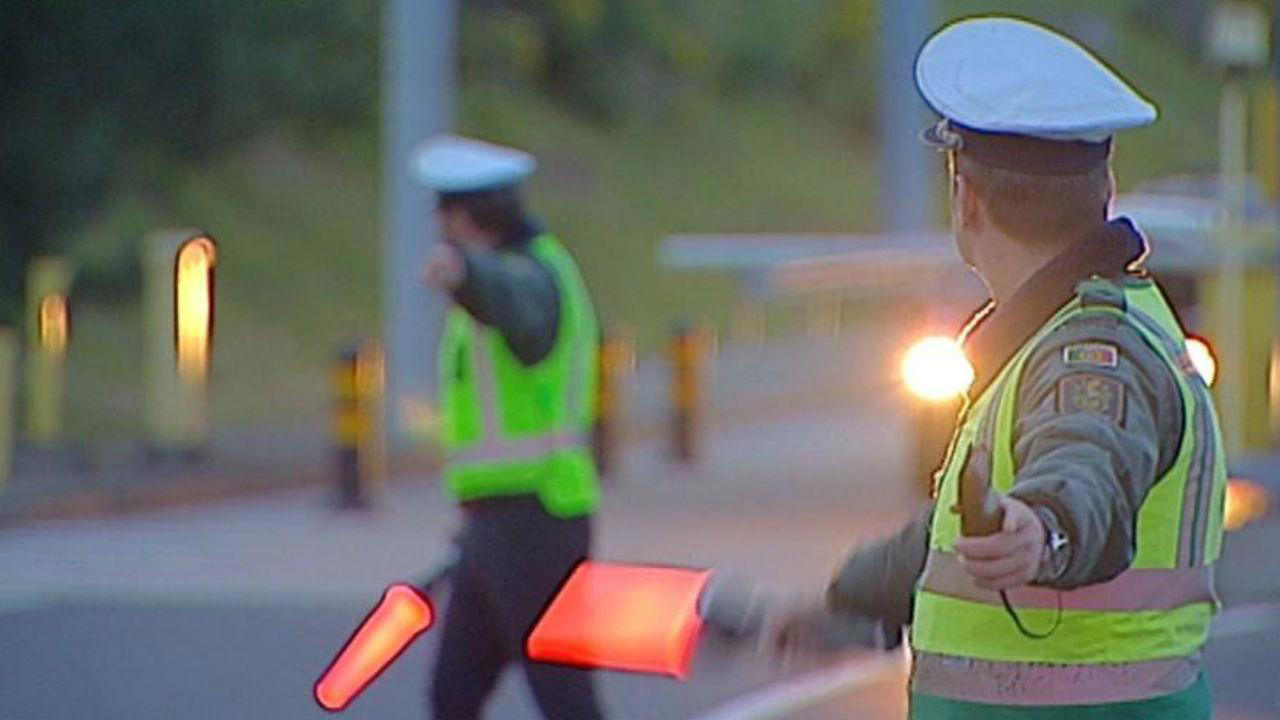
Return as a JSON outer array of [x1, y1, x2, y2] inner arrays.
[[143, 231, 216, 458], [669, 322, 706, 463], [24, 257, 72, 445], [593, 329, 632, 478], [332, 341, 385, 509], [0, 328, 15, 486]]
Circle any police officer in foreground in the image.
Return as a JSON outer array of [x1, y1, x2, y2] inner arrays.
[[415, 135, 606, 720], [772, 18, 1228, 719]]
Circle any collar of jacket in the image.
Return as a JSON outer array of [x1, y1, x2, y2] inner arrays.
[[960, 217, 1150, 399], [501, 217, 543, 250]]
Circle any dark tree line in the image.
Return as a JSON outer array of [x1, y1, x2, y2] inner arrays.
[[0, 0, 378, 324]]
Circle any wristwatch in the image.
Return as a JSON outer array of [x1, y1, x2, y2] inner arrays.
[[1033, 505, 1071, 583]]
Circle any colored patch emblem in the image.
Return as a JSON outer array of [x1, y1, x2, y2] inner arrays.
[[1062, 342, 1119, 368], [1058, 374, 1125, 423]]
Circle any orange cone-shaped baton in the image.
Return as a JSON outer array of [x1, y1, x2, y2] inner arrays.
[[526, 561, 710, 679], [315, 583, 435, 712]]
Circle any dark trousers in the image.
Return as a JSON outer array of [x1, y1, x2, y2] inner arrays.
[[430, 496, 604, 720]]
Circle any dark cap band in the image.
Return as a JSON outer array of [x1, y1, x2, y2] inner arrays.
[[922, 120, 1111, 175]]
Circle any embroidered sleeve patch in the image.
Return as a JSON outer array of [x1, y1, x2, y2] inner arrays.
[[1062, 342, 1119, 368], [1057, 374, 1125, 423]]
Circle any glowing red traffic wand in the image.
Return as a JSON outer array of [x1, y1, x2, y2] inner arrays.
[[526, 561, 710, 679], [314, 583, 435, 712]]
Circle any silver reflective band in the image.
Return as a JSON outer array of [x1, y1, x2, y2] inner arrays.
[[920, 551, 1216, 611], [912, 651, 1200, 705], [451, 431, 587, 464], [470, 319, 502, 441], [448, 317, 590, 467]]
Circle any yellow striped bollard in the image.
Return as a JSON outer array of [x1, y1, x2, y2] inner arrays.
[[593, 329, 633, 478], [669, 322, 707, 463], [332, 341, 385, 509]]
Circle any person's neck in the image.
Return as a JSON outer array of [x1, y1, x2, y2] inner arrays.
[[974, 231, 1069, 305]]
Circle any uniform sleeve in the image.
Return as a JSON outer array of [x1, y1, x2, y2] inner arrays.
[[452, 247, 561, 367], [826, 503, 932, 630], [1007, 312, 1183, 589]]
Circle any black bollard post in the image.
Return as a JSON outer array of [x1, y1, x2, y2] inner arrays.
[[669, 321, 705, 463], [331, 341, 384, 509], [593, 328, 632, 478], [332, 344, 364, 509]]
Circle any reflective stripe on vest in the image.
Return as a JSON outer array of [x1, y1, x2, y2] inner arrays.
[[449, 316, 589, 465], [912, 651, 1202, 706], [911, 279, 1227, 704]]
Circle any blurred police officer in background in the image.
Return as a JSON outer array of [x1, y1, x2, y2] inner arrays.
[[773, 18, 1228, 720], [415, 135, 605, 720]]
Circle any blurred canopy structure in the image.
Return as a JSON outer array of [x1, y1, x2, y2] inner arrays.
[[0, 0, 378, 323]]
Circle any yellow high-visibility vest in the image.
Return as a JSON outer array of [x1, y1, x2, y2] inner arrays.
[[912, 277, 1227, 705], [438, 234, 600, 518]]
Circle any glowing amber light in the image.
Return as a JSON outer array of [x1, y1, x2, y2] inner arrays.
[[1186, 337, 1217, 387], [355, 343, 384, 399], [315, 584, 434, 712], [1223, 479, 1271, 532], [526, 561, 709, 679], [37, 293, 69, 355], [175, 236, 216, 383], [902, 336, 975, 402]]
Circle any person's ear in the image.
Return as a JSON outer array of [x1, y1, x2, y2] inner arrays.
[[1104, 167, 1117, 217], [954, 173, 984, 234]]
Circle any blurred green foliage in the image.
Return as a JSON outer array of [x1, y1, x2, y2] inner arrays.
[[0, 0, 378, 322], [462, 0, 880, 126]]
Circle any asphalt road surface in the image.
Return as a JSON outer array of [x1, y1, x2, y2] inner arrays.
[[2, 404, 1277, 720]]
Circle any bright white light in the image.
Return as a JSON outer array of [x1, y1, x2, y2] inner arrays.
[[1186, 337, 1217, 387], [902, 336, 974, 402]]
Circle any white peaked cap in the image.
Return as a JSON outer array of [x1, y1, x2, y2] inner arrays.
[[916, 17, 1157, 142], [411, 134, 537, 193]]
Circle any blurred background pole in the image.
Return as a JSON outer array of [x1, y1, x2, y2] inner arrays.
[[383, 0, 456, 451], [23, 257, 71, 446], [0, 328, 15, 486], [1218, 72, 1249, 456], [1255, 71, 1280, 446], [879, 0, 936, 232], [1205, 2, 1273, 455], [1273, 0, 1280, 443]]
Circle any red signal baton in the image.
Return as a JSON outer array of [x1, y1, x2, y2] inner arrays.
[[314, 583, 435, 712], [526, 561, 711, 679]]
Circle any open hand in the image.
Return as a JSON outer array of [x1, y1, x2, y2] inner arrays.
[[953, 496, 1045, 591], [767, 596, 831, 658], [423, 244, 466, 292]]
